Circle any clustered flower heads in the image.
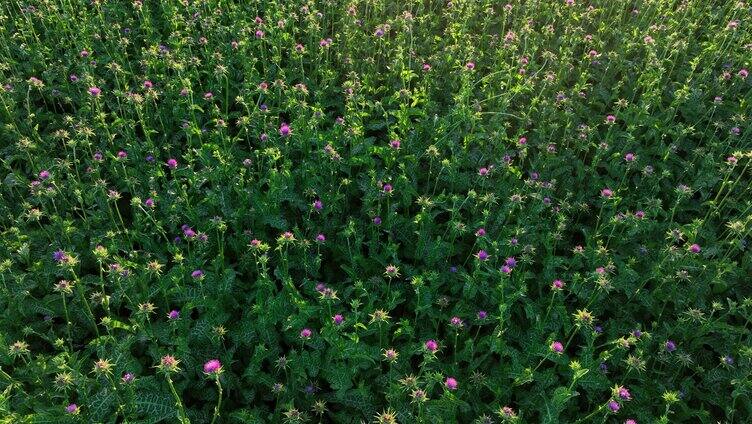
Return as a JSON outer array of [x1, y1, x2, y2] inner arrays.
[[1, 2, 749, 423]]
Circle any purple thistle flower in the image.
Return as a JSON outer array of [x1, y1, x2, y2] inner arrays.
[[122, 372, 135, 383], [665, 340, 677, 352], [144, 198, 155, 208], [333, 314, 344, 325], [689, 243, 701, 253], [425, 339, 438, 352], [476, 250, 489, 261], [88, 86, 101, 96], [300, 328, 312, 339], [445, 377, 458, 390], [383, 183, 393, 193], [608, 400, 620, 412], [316, 233, 326, 243], [191, 269, 204, 279], [601, 188, 613, 198], [373, 216, 382, 225], [52, 249, 67, 263], [279, 122, 291, 137], [66, 403, 79, 414], [477, 310, 487, 320], [505, 257, 517, 268], [167, 310, 180, 320], [450, 316, 463, 328], [203, 359, 222, 374], [550, 341, 564, 354], [313, 199, 323, 210], [166, 158, 178, 169]]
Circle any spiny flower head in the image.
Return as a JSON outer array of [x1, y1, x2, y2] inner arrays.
[[374, 407, 398, 424], [384, 264, 400, 278], [573, 309, 594, 326], [382, 348, 399, 363], [157, 355, 181, 373], [203, 359, 223, 375], [369, 309, 391, 324], [9, 340, 30, 357], [93, 358, 114, 375], [497, 406, 518, 421], [299, 328, 312, 339]]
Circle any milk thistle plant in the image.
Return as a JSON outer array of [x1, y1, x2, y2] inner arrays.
[[1, 0, 751, 422]]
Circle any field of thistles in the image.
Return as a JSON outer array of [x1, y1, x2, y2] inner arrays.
[[1, 0, 751, 423]]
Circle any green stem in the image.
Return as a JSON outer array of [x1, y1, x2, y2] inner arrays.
[[210, 375, 223, 424], [166, 375, 190, 424]]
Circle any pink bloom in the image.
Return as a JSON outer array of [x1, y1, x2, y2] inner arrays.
[[689, 243, 701, 253], [203, 359, 222, 374], [166, 158, 178, 169], [300, 328, 312, 339], [600, 188, 613, 198], [550, 341, 564, 354], [88, 86, 101, 96], [445, 377, 458, 390], [425, 339, 438, 352], [279, 123, 291, 137]]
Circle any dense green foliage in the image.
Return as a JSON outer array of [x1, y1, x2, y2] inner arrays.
[[1, 0, 751, 422]]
